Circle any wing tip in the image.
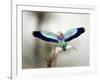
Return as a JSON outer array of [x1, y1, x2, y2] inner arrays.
[[78, 27, 85, 33], [32, 31, 34, 36], [32, 31, 40, 37]]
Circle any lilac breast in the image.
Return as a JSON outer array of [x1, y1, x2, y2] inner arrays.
[[58, 36, 64, 40]]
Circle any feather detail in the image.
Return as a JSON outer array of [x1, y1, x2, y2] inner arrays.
[[64, 27, 85, 42], [32, 31, 58, 43]]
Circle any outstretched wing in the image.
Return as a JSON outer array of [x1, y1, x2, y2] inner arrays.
[[32, 31, 58, 43], [64, 27, 85, 42]]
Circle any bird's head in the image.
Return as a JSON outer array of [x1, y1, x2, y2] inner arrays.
[[58, 31, 63, 36], [57, 31, 64, 40]]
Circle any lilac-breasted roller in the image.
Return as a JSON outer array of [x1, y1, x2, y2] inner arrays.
[[32, 27, 85, 51]]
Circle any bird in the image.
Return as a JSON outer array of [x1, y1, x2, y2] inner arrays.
[[32, 27, 85, 51]]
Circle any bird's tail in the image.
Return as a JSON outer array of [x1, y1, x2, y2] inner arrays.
[[66, 45, 77, 51]]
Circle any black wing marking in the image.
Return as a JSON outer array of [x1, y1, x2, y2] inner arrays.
[[32, 31, 58, 43], [64, 27, 85, 42]]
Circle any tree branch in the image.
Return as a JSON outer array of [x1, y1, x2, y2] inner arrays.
[[47, 47, 62, 67]]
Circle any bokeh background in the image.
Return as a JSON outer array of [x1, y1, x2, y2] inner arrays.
[[22, 11, 90, 69]]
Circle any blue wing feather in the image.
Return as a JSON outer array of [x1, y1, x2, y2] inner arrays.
[[32, 31, 58, 43], [64, 27, 85, 42], [41, 31, 58, 40]]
